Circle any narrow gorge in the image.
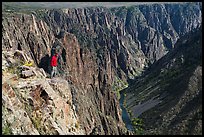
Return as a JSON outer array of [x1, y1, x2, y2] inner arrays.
[[2, 2, 202, 135]]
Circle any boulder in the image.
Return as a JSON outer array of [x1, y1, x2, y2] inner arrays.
[[21, 70, 34, 78]]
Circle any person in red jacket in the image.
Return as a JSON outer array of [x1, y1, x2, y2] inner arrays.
[[50, 53, 58, 78]]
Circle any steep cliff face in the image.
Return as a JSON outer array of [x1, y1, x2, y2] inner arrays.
[[43, 7, 147, 84], [2, 48, 86, 135], [42, 2, 201, 81], [2, 12, 128, 135], [123, 27, 202, 135], [2, 3, 201, 86], [164, 3, 202, 36], [2, 2, 202, 135]]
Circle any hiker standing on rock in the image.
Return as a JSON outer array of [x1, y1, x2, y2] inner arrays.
[[50, 53, 58, 78]]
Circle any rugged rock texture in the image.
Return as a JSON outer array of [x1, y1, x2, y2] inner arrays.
[[2, 50, 85, 135], [2, 12, 128, 135], [2, 2, 201, 90], [123, 27, 202, 135], [42, 2, 201, 80], [2, 2, 202, 135]]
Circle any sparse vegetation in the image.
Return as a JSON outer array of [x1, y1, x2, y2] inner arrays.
[[2, 2, 47, 20], [2, 122, 13, 135], [112, 76, 128, 99], [2, 1, 201, 135], [35, 9, 47, 19], [7, 62, 23, 78], [2, 106, 13, 135], [31, 116, 43, 134], [131, 117, 144, 135]]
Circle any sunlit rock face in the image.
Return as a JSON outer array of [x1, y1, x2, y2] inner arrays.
[[2, 2, 201, 135], [2, 13, 128, 135]]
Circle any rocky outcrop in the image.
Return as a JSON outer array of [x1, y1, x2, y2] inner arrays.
[[164, 2, 202, 36], [42, 2, 201, 79], [2, 50, 85, 135], [2, 2, 201, 88], [2, 2, 202, 135], [123, 27, 202, 135], [2, 12, 128, 135]]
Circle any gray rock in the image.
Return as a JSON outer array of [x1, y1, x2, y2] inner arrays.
[[21, 70, 34, 78]]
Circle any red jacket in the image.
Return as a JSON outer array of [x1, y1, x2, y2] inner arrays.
[[51, 54, 58, 67]]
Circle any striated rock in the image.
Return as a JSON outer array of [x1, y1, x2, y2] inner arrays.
[[2, 82, 40, 135], [2, 2, 202, 135], [2, 55, 85, 135], [42, 2, 201, 82], [124, 27, 202, 135]]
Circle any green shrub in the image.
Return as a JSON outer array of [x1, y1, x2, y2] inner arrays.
[[2, 122, 12, 135], [7, 63, 22, 77], [31, 116, 43, 134], [131, 118, 144, 135], [112, 76, 128, 99]]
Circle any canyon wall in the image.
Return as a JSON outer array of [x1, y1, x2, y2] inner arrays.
[[2, 2, 201, 135]]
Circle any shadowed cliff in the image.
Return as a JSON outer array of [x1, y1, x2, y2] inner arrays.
[[2, 2, 202, 135], [123, 27, 202, 135]]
